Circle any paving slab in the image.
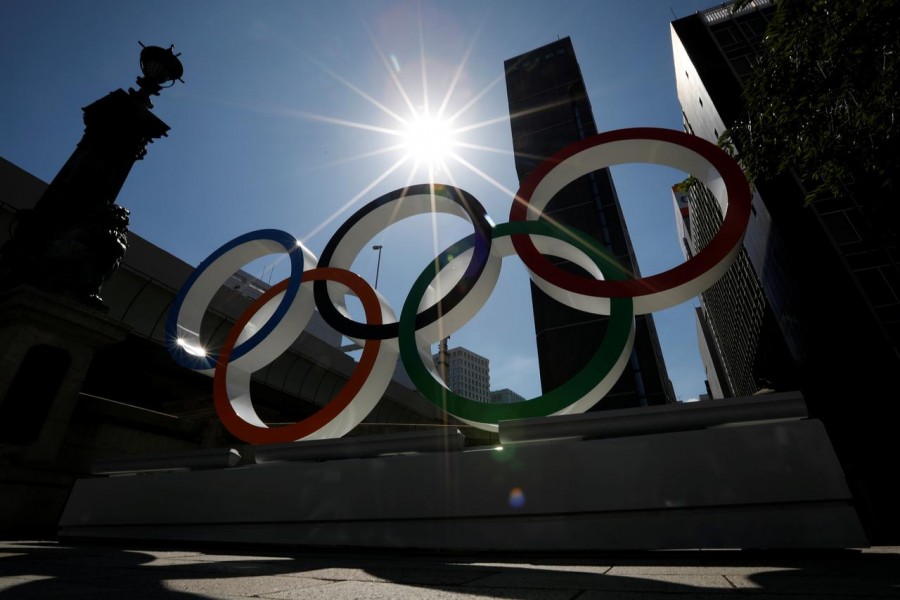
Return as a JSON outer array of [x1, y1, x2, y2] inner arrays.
[[258, 581, 579, 600]]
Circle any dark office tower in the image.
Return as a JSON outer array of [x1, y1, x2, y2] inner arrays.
[[672, 0, 900, 542], [505, 37, 674, 409]]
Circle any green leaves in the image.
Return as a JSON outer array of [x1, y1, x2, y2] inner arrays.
[[729, 0, 899, 205]]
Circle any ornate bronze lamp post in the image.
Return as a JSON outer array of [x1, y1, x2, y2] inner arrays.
[[0, 43, 184, 307]]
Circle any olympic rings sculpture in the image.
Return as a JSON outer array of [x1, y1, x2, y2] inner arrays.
[[166, 128, 750, 444]]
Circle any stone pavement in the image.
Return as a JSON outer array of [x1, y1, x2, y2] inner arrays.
[[1, 540, 898, 599]]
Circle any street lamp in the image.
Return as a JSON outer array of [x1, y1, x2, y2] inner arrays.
[[133, 43, 185, 108], [372, 245, 383, 290], [338, 244, 380, 354]]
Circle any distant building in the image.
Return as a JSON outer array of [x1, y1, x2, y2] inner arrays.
[[433, 346, 491, 403], [490, 388, 525, 404], [504, 37, 674, 409]]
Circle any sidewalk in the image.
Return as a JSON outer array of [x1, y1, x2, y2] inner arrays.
[[1, 540, 898, 599]]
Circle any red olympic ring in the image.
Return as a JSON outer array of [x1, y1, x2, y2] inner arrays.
[[214, 267, 384, 444], [510, 128, 751, 313]]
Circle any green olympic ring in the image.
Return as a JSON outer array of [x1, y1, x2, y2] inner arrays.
[[399, 220, 635, 431]]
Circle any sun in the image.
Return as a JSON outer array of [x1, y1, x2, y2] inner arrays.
[[402, 113, 456, 168], [289, 35, 523, 242]]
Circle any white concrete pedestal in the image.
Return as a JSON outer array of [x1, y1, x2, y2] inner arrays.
[[59, 406, 868, 550]]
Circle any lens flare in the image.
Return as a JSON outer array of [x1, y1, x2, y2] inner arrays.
[[176, 338, 207, 357], [509, 487, 526, 509]]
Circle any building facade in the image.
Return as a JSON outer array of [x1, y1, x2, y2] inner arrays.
[[671, 0, 900, 542], [490, 388, 525, 405], [504, 37, 674, 409], [433, 346, 491, 403], [671, 179, 796, 398]]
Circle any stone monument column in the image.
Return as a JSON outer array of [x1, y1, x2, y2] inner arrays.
[[0, 44, 182, 306], [0, 44, 183, 535]]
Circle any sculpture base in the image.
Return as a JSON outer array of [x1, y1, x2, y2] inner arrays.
[[0, 285, 129, 535], [59, 417, 867, 550]]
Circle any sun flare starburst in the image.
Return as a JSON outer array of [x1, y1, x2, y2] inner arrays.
[[401, 113, 456, 167], [286, 26, 525, 247]]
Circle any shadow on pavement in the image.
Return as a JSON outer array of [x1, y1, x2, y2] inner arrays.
[[1, 541, 899, 598]]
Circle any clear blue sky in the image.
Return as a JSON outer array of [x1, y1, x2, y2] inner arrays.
[[1, 0, 723, 401]]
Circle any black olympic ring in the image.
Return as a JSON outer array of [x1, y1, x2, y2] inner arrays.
[[314, 183, 493, 340]]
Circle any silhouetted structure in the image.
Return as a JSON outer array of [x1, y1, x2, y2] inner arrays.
[[0, 44, 182, 306], [672, 0, 900, 542]]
